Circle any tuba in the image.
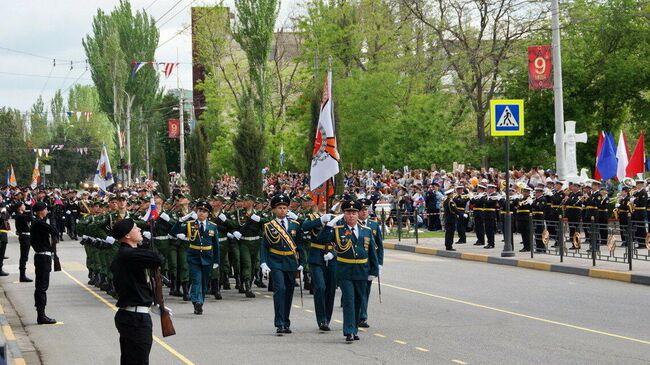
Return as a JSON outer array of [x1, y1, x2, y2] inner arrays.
[[573, 232, 581, 249]]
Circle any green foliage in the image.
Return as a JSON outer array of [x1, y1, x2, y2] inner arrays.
[[29, 96, 49, 148], [186, 124, 211, 197], [0, 108, 32, 184], [233, 96, 265, 194]]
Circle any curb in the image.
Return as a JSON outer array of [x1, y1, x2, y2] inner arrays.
[[384, 242, 650, 286], [0, 303, 25, 365]]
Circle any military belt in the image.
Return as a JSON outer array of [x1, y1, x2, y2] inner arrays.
[[598, 209, 608, 212], [19, 232, 30, 236], [120, 306, 150, 314], [585, 206, 597, 209], [35, 251, 53, 256], [241, 236, 261, 241], [336, 257, 368, 264], [154, 235, 171, 240], [457, 208, 465, 211], [473, 208, 484, 211], [189, 244, 212, 251], [567, 206, 582, 209], [533, 212, 544, 215], [269, 248, 294, 256], [483, 208, 496, 211], [550, 205, 562, 208], [310, 243, 331, 250], [517, 210, 531, 213]]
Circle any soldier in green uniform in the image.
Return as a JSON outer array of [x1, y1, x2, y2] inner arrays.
[[259, 194, 304, 334], [208, 195, 231, 300], [170, 194, 193, 300], [317, 200, 378, 342], [172, 201, 220, 315], [253, 196, 271, 288], [357, 198, 383, 328], [149, 192, 176, 293], [229, 194, 267, 298]]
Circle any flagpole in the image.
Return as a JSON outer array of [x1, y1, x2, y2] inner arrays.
[[177, 48, 185, 178]]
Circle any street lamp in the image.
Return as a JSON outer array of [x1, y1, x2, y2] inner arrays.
[[121, 90, 135, 186]]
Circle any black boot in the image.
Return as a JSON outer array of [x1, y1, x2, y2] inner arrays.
[[238, 275, 246, 294], [254, 269, 267, 288], [212, 279, 222, 300], [221, 275, 231, 290], [37, 308, 56, 325], [303, 272, 312, 291], [19, 270, 33, 283], [0, 267, 9, 277], [267, 275, 274, 292], [171, 278, 182, 297], [182, 282, 190, 301], [193, 302, 203, 315], [93, 273, 102, 287], [88, 271, 95, 285], [245, 280, 256, 298], [235, 275, 241, 291]]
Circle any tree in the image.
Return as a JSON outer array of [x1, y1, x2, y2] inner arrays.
[[186, 124, 211, 197], [0, 108, 33, 184], [29, 96, 49, 147], [83, 0, 160, 179], [233, 95, 265, 194]]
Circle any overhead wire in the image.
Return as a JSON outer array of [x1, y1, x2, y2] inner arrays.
[[155, 0, 186, 24], [158, 0, 198, 29]]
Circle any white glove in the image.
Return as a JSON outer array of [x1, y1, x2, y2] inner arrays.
[[378, 264, 383, 276], [323, 252, 334, 261], [151, 305, 173, 317], [250, 213, 261, 222], [327, 214, 344, 227], [76, 219, 79, 223], [160, 212, 170, 222], [233, 231, 242, 240], [105, 236, 116, 244], [630, 197, 636, 203], [463, 213, 468, 218], [212, 263, 219, 269], [180, 212, 192, 222], [297, 265, 304, 272], [176, 233, 188, 241], [66, 210, 71, 215], [190, 211, 198, 220], [260, 262, 271, 275], [143, 231, 152, 240], [227, 232, 234, 239], [615, 203, 620, 208], [218, 213, 227, 222], [320, 214, 331, 224], [82, 235, 88, 240], [368, 275, 377, 281], [287, 211, 298, 220]]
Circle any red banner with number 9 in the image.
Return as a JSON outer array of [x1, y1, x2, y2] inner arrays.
[[168, 119, 180, 139], [528, 45, 553, 90]]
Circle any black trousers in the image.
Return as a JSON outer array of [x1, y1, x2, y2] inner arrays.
[[445, 219, 456, 249], [484, 214, 496, 246], [65, 215, 77, 238], [18, 235, 31, 271], [517, 216, 531, 249], [474, 212, 485, 244], [456, 214, 467, 242], [0, 233, 7, 270], [34, 254, 51, 310], [114, 310, 153, 365]]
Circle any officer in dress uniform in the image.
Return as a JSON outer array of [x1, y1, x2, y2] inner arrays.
[[302, 202, 336, 331], [317, 200, 378, 342], [443, 189, 459, 251], [357, 198, 383, 328], [483, 184, 499, 249], [546, 181, 565, 246], [208, 195, 231, 300], [171, 201, 220, 315], [170, 194, 193, 300], [260, 194, 304, 334]]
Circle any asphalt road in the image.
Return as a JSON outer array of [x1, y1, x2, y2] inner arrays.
[[2, 235, 650, 365]]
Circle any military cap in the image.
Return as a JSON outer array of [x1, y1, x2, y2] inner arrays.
[[357, 198, 372, 208], [108, 195, 119, 201], [177, 192, 192, 200], [341, 200, 361, 211], [271, 194, 291, 208], [622, 186, 630, 192], [117, 194, 128, 201], [486, 184, 497, 189], [195, 200, 212, 213], [153, 191, 166, 201], [635, 179, 645, 185], [523, 186, 533, 192], [34, 202, 48, 213], [534, 187, 544, 192], [444, 189, 455, 195], [243, 194, 256, 201], [477, 184, 487, 189], [256, 196, 267, 204]]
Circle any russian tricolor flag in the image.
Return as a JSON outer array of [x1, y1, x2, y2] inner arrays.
[[143, 196, 159, 222]]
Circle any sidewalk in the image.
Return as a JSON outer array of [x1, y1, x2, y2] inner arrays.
[[384, 232, 650, 286]]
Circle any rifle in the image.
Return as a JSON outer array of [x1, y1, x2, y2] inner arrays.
[[377, 274, 382, 304], [52, 236, 62, 272], [150, 219, 176, 337], [298, 269, 304, 307]]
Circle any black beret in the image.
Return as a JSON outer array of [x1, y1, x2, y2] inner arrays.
[[112, 218, 135, 240], [271, 194, 291, 208], [34, 202, 48, 213], [341, 200, 361, 212]]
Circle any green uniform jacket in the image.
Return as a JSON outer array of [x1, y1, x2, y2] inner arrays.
[[260, 219, 304, 271], [317, 224, 378, 281]]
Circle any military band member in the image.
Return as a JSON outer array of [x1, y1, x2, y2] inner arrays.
[[453, 186, 469, 244], [616, 186, 631, 246], [596, 185, 610, 245], [172, 201, 220, 315], [357, 198, 383, 328], [564, 183, 584, 249], [546, 181, 565, 246], [583, 181, 599, 245], [515, 187, 533, 252], [0, 198, 11, 276], [260, 194, 304, 334], [631, 180, 647, 249], [317, 200, 378, 342], [443, 189, 459, 251], [532, 187, 547, 252], [471, 184, 487, 246], [483, 184, 499, 249]]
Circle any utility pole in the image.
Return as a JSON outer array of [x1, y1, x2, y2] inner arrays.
[[123, 91, 135, 186], [552, 0, 566, 179], [177, 49, 185, 178]]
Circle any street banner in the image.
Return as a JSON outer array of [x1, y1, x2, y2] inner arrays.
[[168, 119, 180, 139], [528, 45, 553, 89]]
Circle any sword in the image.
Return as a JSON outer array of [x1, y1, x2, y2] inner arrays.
[[299, 269, 304, 307], [377, 274, 382, 304]]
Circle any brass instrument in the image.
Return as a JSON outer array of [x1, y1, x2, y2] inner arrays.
[[645, 233, 650, 250], [607, 234, 616, 253], [573, 232, 581, 249], [541, 229, 550, 247]]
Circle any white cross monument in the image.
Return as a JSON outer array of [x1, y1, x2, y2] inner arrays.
[[554, 120, 587, 182]]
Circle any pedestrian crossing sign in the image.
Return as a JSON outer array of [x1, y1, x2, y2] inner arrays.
[[490, 99, 524, 136]]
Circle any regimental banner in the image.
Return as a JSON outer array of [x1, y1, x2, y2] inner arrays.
[[528, 45, 553, 90], [168, 119, 180, 139]]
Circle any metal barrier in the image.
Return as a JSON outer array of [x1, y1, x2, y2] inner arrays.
[[529, 213, 647, 270]]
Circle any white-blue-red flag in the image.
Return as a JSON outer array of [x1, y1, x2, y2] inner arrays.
[[142, 196, 159, 222]]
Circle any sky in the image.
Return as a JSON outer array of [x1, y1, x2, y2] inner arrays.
[[0, 0, 304, 113]]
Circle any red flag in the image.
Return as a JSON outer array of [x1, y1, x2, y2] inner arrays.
[[626, 133, 645, 177], [594, 131, 604, 180], [528, 45, 553, 89]]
